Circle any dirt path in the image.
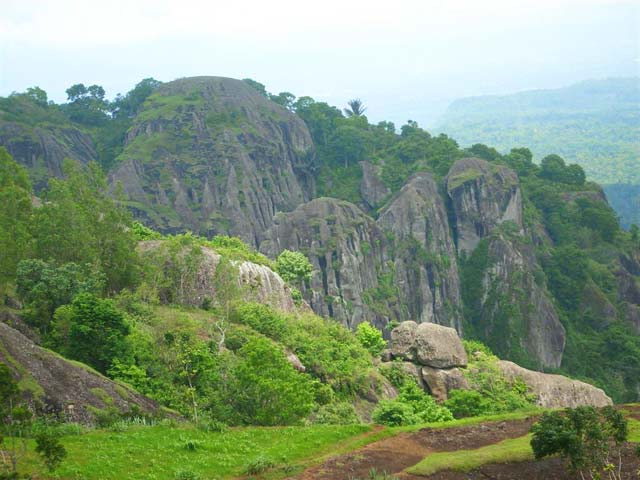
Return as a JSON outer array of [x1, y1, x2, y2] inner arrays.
[[289, 417, 537, 480]]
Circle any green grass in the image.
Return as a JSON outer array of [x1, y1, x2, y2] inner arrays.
[[628, 418, 640, 443], [20, 424, 372, 479], [407, 434, 534, 476]]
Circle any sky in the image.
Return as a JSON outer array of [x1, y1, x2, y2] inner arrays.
[[1, 0, 638, 127]]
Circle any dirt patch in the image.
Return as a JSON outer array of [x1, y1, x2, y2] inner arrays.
[[409, 443, 640, 480], [290, 418, 537, 479]]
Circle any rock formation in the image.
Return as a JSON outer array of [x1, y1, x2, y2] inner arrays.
[[109, 77, 315, 246], [446, 157, 522, 255], [0, 321, 159, 423]]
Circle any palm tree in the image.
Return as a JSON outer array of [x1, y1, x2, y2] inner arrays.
[[344, 98, 366, 117]]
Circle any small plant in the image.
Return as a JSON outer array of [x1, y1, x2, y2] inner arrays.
[[34, 430, 67, 472], [174, 468, 200, 480], [355, 322, 386, 357], [182, 439, 203, 451], [244, 456, 276, 475]]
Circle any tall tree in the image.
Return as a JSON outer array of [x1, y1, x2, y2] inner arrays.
[[344, 98, 366, 117]]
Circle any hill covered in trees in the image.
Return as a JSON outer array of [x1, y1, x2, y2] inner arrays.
[[435, 78, 640, 228], [1, 75, 639, 412]]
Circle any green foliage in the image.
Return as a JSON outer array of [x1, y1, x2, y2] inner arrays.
[[50, 293, 130, 374], [530, 406, 628, 479], [313, 402, 360, 425], [0, 148, 33, 292], [204, 235, 273, 267], [229, 337, 315, 425], [242, 78, 268, 96], [231, 303, 288, 340], [16, 259, 105, 332], [131, 221, 162, 241], [372, 383, 453, 426], [275, 249, 313, 283], [243, 456, 276, 474], [444, 390, 487, 419], [34, 430, 67, 472], [355, 322, 386, 357]]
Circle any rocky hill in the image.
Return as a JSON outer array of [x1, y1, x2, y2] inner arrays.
[[1, 76, 639, 403]]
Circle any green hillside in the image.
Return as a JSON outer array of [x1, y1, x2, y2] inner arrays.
[[435, 78, 639, 227]]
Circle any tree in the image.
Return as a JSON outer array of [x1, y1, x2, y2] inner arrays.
[[35, 430, 67, 473], [230, 338, 315, 425], [50, 293, 130, 374], [0, 148, 33, 292], [531, 406, 628, 480], [269, 91, 296, 110], [275, 250, 313, 284], [242, 78, 268, 96], [344, 98, 366, 117], [355, 322, 386, 357], [25, 87, 48, 107]]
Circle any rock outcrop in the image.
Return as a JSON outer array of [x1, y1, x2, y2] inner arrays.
[[0, 321, 159, 423], [359, 161, 390, 209], [0, 122, 96, 190], [378, 173, 463, 331], [475, 234, 566, 368], [497, 360, 612, 408], [261, 198, 388, 327], [446, 157, 522, 255], [139, 240, 297, 313], [110, 77, 315, 246]]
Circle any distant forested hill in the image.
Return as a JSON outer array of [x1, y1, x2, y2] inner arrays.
[[435, 78, 639, 227]]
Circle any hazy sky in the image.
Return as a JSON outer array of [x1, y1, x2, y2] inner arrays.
[[1, 0, 638, 126]]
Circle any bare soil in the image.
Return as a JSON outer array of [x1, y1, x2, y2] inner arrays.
[[290, 417, 536, 480]]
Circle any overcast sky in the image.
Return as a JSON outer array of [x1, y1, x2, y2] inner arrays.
[[1, 0, 638, 126]]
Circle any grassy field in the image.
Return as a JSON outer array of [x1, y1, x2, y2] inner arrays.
[[20, 423, 372, 480], [406, 434, 534, 476]]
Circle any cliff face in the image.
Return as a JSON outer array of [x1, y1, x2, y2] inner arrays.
[[446, 158, 565, 368], [0, 122, 96, 190], [261, 173, 463, 332], [377, 173, 462, 331], [260, 198, 388, 328], [446, 157, 523, 255], [109, 77, 315, 246]]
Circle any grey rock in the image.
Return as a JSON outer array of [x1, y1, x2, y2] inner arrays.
[[446, 157, 523, 255], [497, 360, 612, 408], [421, 366, 469, 402], [360, 161, 390, 209], [390, 321, 419, 361], [414, 322, 468, 368]]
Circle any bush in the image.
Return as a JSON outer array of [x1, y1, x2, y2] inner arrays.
[[275, 250, 313, 283], [356, 322, 386, 357], [244, 456, 276, 475], [379, 361, 415, 389], [531, 406, 628, 479], [313, 402, 360, 425], [444, 390, 487, 419], [231, 303, 288, 340], [34, 430, 67, 472], [372, 383, 453, 426]]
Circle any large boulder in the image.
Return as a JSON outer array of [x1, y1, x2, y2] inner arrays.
[[359, 161, 390, 210], [0, 321, 159, 423], [390, 321, 467, 368], [497, 360, 612, 408], [446, 157, 523, 255], [414, 322, 468, 368]]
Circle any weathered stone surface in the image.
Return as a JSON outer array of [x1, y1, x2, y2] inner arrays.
[[421, 366, 469, 402], [401, 361, 425, 389], [414, 322, 468, 368], [477, 234, 566, 368], [0, 321, 159, 423], [139, 240, 296, 313], [446, 157, 523, 255], [390, 321, 419, 361], [110, 76, 314, 246], [286, 351, 306, 372], [497, 360, 612, 408], [359, 161, 390, 209], [0, 122, 96, 191], [261, 197, 390, 328], [378, 173, 463, 332]]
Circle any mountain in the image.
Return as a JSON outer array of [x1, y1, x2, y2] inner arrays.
[[434, 78, 640, 228], [1, 76, 639, 404]]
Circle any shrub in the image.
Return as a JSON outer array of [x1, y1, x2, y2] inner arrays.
[[174, 469, 200, 480], [444, 390, 487, 419], [34, 430, 67, 472], [530, 406, 628, 480], [372, 400, 415, 426], [313, 402, 360, 425], [244, 456, 276, 475], [373, 383, 453, 426], [356, 322, 386, 357], [231, 303, 288, 340], [275, 250, 313, 284], [379, 361, 415, 389]]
